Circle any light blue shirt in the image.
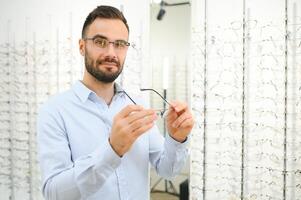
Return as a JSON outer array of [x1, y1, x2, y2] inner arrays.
[[37, 80, 188, 200]]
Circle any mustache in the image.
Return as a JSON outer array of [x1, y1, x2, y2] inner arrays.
[[96, 57, 119, 66]]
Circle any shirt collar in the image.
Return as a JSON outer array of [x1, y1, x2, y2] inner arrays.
[[72, 80, 93, 103], [72, 80, 125, 103]]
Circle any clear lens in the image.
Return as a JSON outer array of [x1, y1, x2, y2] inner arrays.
[[93, 37, 108, 48]]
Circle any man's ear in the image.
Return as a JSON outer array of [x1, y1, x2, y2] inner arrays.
[[79, 39, 85, 56]]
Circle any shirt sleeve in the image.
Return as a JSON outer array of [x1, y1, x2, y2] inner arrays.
[[148, 125, 189, 179], [37, 104, 121, 200]]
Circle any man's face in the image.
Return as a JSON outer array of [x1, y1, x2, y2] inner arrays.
[[80, 18, 129, 83]]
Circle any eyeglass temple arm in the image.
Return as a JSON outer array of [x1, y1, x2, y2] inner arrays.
[[140, 88, 172, 107], [117, 91, 137, 105]]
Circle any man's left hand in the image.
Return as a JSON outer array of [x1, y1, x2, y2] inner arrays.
[[166, 101, 194, 143]]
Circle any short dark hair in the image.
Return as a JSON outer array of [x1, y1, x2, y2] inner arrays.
[[82, 5, 129, 38]]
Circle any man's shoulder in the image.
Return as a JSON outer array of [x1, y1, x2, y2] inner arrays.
[[39, 88, 75, 113]]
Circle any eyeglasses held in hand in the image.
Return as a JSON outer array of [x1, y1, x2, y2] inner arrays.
[[117, 88, 171, 118]]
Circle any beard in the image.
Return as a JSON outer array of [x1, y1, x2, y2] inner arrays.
[[84, 51, 123, 83]]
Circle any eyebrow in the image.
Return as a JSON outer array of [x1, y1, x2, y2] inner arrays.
[[90, 34, 108, 39], [90, 34, 128, 42]]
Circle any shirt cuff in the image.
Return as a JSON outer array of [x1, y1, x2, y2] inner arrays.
[[165, 134, 189, 154], [166, 133, 189, 146]]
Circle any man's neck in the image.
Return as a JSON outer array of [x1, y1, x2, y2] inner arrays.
[[82, 75, 115, 105]]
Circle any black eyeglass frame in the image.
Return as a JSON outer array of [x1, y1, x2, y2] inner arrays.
[[117, 88, 172, 117]]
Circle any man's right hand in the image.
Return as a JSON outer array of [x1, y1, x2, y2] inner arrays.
[[109, 105, 157, 157]]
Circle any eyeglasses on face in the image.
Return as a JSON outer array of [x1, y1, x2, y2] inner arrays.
[[84, 35, 130, 50], [117, 88, 171, 118]]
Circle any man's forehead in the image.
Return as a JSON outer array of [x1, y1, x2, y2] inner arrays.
[[86, 18, 129, 39]]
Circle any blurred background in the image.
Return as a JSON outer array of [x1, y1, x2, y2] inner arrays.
[[0, 0, 301, 200]]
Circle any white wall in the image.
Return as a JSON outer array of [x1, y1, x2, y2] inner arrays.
[[150, 2, 191, 94], [149, 2, 191, 193], [149, 2, 191, 112], [150, 3, 191, 60]]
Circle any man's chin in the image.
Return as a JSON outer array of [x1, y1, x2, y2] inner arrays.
[[95, 72, 121, 83]]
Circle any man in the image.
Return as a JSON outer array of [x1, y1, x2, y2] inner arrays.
[[37, 5, 194, 200]]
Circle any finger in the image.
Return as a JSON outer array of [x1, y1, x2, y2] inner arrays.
[[177, 117, 194, 129], [116, 110, 156, 136], [171, 112, 192, 128], [166, 109, 177, 122], [126, 109, 156, 124], [168, 102, 176, 111], [132, 121, 155, 138], [129, 113, 157, 131], [170, 101, 188, 113], [118, 105, 144, 118]]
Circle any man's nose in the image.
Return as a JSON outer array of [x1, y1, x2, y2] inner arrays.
[[104, 43, 117, 57]]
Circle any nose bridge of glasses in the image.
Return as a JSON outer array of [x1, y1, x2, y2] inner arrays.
[[100, 41, 116, 52], [105, 40, 128, 52], [101, 41, 120, 56], [150, 108, 167, 118], [107, 41, 117, 48]]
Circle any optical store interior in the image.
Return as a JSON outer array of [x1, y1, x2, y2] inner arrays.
[[0, 0, 301, 200]]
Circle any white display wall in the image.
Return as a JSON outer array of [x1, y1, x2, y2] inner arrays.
[[0, 0, 150, 199], [190, 0, 301, 199]]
